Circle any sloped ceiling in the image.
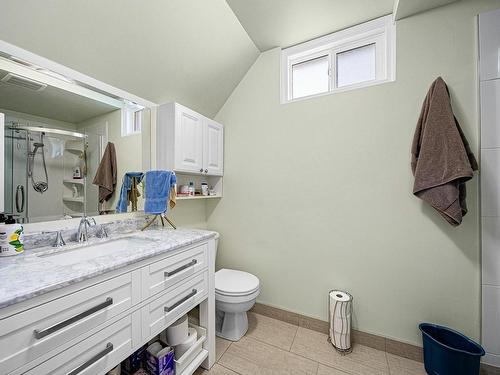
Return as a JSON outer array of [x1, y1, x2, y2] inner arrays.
[[0, 0, 259, 117], [394, 0, 461, 20], [0, 0, 466, 117], [226, 0, 395, 51]]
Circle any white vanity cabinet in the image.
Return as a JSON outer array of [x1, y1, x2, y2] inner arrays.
[[156, 103, 224, 176], [0, 237, 216, 375]]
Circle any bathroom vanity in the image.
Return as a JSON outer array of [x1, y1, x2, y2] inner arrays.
[[0, 227, 217, 375]]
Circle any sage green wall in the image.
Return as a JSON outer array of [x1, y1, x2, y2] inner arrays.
[[210, 0, 500, 345]]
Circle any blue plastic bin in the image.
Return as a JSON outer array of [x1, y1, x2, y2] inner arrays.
[[419, 323, 485, 375]]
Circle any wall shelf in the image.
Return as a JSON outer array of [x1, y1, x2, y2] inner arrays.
[[63, 179, 84, 185], [64, 148, 83, 155], [62, 196, 84, 203], [176, 195, 221, 200]]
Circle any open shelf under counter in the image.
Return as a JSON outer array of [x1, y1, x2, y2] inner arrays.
[[178, 349, 209, 375]]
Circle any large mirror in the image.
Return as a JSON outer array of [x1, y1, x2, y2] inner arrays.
[[0, 58, 151, 223]]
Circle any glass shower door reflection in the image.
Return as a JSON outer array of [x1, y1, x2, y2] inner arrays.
[[4, 128, 28, 222]]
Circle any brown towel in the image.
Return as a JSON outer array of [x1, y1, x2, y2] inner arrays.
[[169, 186, 176, 209], [92, 142, 117, 203], [411, 77, 478, 226]]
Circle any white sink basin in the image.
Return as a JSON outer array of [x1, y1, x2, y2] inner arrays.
[[39, 236, 155, 266]]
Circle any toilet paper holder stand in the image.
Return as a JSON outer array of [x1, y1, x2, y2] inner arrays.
[[327, 289, 353, 355]]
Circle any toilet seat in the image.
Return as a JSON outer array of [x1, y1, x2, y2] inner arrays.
[[215, 269, 260, 300]]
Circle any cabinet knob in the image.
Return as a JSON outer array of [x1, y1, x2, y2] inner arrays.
[[204, 169, 208, 173], [199, 168, 203, 172]]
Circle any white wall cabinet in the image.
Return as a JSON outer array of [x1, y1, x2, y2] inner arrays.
[[203, 119, 224, 176], [157, 103, 224, 176], [175, 105, 205, 173]]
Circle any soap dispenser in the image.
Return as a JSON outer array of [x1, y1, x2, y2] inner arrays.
[[0, 216, 24, 256]]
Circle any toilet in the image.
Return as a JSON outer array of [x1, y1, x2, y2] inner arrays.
[[214, 237, 260, 341]]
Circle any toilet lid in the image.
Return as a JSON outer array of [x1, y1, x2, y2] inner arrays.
[[215, 269, 260, 296]]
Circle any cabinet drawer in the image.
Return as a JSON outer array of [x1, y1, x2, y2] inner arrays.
[[144, 242, 207, 298], [143, 271, 208, 339], [0, 273, 136, 374], [24, 315, 135, 375]]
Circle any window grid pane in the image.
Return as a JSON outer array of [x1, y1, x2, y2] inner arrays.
[[291, 55, 329, 99], [336, 43, 376, 88]]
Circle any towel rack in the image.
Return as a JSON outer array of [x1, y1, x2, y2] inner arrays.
[[141, 213, 176, 231]]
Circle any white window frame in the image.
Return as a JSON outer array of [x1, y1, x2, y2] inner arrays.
[[121, 101, 144, 136], [281, 14, 396, 103]]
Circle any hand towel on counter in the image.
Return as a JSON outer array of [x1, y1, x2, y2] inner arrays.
[[144, 170, 177, 215], [92, 142, 117, 203], [116, 172, 144, 213], [411, 77, 478, 226]]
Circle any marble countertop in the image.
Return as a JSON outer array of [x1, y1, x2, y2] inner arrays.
[[0, 227, 217, 309]]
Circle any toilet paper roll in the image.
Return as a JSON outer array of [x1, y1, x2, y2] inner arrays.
[[329, 290, 352, 303], [329, 290, 352, 318], [166, 315, 189, 346], [332, 316, 351, 333], [174, 327, 198, 359]]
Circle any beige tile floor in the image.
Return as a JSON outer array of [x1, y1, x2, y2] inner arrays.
[[195, 312, 427, 375]]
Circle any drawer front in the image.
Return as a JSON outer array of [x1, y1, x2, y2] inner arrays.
[[144, 242, 208, 298], [0, 273, 136, 374], [24, 315, 135, 375], [143, 271, 208, 340]]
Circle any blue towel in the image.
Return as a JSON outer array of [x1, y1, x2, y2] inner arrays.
[[116, 172, 144, 213], [144, 170, 177, 215]]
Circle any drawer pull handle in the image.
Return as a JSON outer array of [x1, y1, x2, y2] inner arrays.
[[164, 289, 197, 312], [33, 297, 113, 339], [67, 342, 114, 375], [164, 259, 197, 277]]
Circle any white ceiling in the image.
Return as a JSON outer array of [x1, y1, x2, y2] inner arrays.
[[226, 0, 395, 51], [0, 0, 259, 118], [0, 69, 118, 123]]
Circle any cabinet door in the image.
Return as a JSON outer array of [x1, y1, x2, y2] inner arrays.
[[174, 105, 204, 173], [203, 119, 224, 176]]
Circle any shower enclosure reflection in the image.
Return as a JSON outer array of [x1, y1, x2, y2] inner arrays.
[[4, 123, 102, 222]]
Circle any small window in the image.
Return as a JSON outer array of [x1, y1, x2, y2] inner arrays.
[[122, 101, 144, 136], [336, 44, 376, 88], [292, 55, 330, 99], [281, 15, 395, 103]]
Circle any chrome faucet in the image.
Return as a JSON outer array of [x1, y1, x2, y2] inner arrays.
[[95, 224, 108, 239], [77, 215, 96, 243]]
